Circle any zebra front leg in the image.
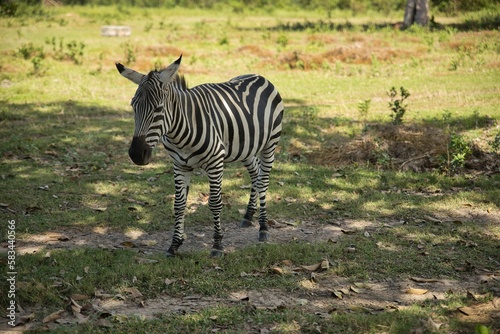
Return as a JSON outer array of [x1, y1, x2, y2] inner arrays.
[[166, 167, 192, 257], [241, 157, 259, 228], [207, 166, 224, 257]]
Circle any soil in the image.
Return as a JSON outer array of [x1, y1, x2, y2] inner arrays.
[[3, 207, 499, 333]]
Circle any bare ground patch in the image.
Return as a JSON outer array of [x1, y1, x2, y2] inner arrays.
[[3, 207, 499, 332]]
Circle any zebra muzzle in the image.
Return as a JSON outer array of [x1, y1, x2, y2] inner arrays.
[[129, 136, 152, 165]]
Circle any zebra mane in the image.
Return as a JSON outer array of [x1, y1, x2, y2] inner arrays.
[[145, 70, 188, 91], [172, 74, 188, 91]]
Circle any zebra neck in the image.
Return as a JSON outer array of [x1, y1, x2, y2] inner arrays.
[[164, 88, 196, 140]]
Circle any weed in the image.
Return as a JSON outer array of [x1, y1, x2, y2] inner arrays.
[[441, 109, 452, 123], [66, 40, 85, 65], [17, 42, 44, 60], [387, 86, 410, 125], [144, 22, 153, 32], [277, 33, 289, 48], [45, 37, 63, 60], [218, 35, 229, 45], [357, 99, 371, 123], [89, 53, 104, 76], [30, 56, 46, 76], [121, 41, 136, 65], [490, 131, 500, 152], [440, 133, 472, 174]]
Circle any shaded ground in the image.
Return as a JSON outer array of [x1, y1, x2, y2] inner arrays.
[[2, 208, 499, 332]]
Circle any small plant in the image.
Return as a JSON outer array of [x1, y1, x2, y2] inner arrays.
[[441, 109, 452, 123], [387, 86, 410, 125], [30, 56, 46, 76], [218, 36, 229, 46], [357, 99, 371, 122], [17, 43, 44, 60], [277, 34, 289, 48], [144, 22, 153, 32], [490, 131, 500, 152], [121, 41, 136, 65], [66, 40, 85, 65], [302, 106, 319, 122], [441, 133, 472, 174]]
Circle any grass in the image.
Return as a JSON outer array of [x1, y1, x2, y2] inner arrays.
[[1, 5, 499, 334]]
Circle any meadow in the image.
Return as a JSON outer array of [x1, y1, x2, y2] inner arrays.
[[0, 4, 499, 333]]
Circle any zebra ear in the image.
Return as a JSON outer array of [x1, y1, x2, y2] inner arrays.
[[116, 63, 144, 85], [159, 55, 182, 85]]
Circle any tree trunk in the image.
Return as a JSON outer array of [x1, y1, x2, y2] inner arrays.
[[403, 0, 429, 29]]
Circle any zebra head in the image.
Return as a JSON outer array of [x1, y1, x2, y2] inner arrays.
[[116, 55, 182, 165]]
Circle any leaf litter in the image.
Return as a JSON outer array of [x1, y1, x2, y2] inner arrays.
[[4, 212, 500, 332]]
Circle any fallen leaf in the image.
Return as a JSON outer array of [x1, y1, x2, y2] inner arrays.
[[120, 241, 136, 248], [411, 277, 440, 283], [300, 262, 321, 272], [296, 298, 308, 306], [58, 234, 70, 241], [16, 313, 35, 325], [331, 289, 343, 299], [95, 318, 113, 328], [345, 246, 356, 253], [348, 305, 372, 313], [350, 286, 364, 294], [42, 309, 65, 323], [95, 291, 114, 299], [406, 288, 428, 295], [71, 294, 89, 301], [270, 267, 284, 275], [164, 278, 176, 286], [353, 282, 371, 289], [113, 314, 129, 323], [139, 240, 158, 247], [426, 318, 443, 331], [71, 300, 82, 315], [339, 288, 350, 295], [363, 231, 371, 238], [341, 229, 356, 234], [229, 292, 249, 301], [457, 306, 473, 316], [123, 287, 143, 299], [424, 215, 442, 223]]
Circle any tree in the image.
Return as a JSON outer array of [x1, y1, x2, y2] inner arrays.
[[403, 0, 429, 29]]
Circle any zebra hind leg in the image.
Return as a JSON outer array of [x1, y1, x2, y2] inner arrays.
[[241, 157, 259, 228], [208, 165, 225, 257], [257, 147, 277, 242]]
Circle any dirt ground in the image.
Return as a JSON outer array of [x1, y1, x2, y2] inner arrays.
[[3, 207, 499, 332]]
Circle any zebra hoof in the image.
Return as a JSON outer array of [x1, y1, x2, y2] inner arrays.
[[240, 218, 254, 228], [210, 248, 224, 257], [258, 230, 270, 242], [165, 248, 176, 257]]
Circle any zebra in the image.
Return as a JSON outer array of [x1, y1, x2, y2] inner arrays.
[[116, 55, 284, 257]]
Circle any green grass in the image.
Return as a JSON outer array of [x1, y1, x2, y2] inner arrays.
[[0, 5, 499, 334]]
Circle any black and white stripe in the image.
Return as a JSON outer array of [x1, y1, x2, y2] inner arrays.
[[116, 56, 283, 257]]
